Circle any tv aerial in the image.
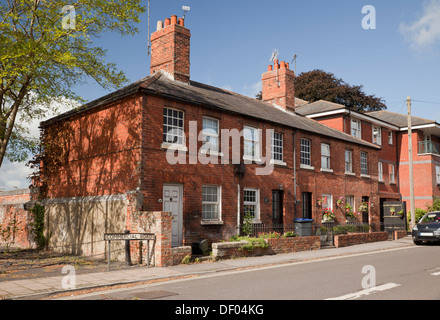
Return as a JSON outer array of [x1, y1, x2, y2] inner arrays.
[[290, 54, 297, 74], [182, 5, 191, 20], [270, 49, 279, 62]]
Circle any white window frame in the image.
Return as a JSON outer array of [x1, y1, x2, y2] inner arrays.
[[373, 126, 382, 145], [322, 194, 333, 211], [436, 166, 440, 185], [271, 132, 286, 165], [351, 119, 362, 139], [243, 126, 261, 162], [388, 130, 393, 145], [321, 143, 331, 171], [345, 195, 355, 210], [300, 138, 312, 168], [378, 162, 383, 182], [243, 188, 260, 221], [389, 164, 395, 184], [162, 108, 186, 150], [201, 117, 220, 154], [361, 152, 369, 176], [345, 150, 353, 173], [202, 185, 221, 221]]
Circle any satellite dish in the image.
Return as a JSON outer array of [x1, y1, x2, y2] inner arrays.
[[270, 49, 279, 62]]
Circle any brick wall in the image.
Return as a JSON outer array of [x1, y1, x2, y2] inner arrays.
[[0, 189, 35, 249], [212, 236, 321, 260], [334, 232, 388, 248]]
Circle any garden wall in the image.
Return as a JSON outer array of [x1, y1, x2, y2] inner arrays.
[[334, 232, 388, 248], [0, 188, 35, 249], [212, 236, 321, 260]]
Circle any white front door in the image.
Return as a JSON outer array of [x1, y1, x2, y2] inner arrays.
[[163, 184, 183, 247]]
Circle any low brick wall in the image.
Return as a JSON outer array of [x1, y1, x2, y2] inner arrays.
[[265, 236, 321, 254], [212, 236, 321, 260], [171, 246, 192, 265], [334, 232, 388, 248], [393, 230, 408, 240]]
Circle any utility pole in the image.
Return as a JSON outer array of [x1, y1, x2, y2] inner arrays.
[[407, 96, 416, 229]]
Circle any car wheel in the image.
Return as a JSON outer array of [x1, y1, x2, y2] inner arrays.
[[413, 240, 423, 245]]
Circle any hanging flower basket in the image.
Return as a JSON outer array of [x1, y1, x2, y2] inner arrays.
[[322, 208, 335, 222]]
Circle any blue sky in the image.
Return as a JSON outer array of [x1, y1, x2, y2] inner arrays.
[[2, 0, 440, 190]]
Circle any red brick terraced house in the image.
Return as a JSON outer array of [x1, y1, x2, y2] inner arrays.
[[3, 14, 391, 262]]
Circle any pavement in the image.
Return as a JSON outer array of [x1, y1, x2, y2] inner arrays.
[[0, 236, 416, 300]]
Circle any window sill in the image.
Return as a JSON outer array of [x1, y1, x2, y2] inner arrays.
[[321, 168, 334, 173], [345, 171, 355, 176], [200, 149, 224, 157], [201, 220, 224, 225], [243, 155, 262, 163], [300, 164, 315, 170], [361, 174, 371, 179], [161, 142, 188, 152], [270, 159, 287, 166]]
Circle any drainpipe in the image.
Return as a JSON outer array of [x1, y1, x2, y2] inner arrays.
[[293, 129, 298, 220], [237, 184, 240, 236]]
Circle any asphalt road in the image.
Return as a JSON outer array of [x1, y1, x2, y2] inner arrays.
[[64, 243, 440, 301]]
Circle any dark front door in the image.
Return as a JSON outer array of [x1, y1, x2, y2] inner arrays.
[[361, 196, 370, 224], [302, 192, 312, 219], [272, 190, 283, 226]]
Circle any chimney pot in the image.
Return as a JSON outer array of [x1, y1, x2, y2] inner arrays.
[[274, 59, 279, 70], [280, 61, 286, 69], [171, 15, 178, 25], [268, 65, 273, 72], [164, 18, 171, 27], [156, 20, 163, 31], [178, 18, 185, 26]]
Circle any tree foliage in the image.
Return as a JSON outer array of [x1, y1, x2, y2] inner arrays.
[[293, 70, 387, 112], [0, 0, 145, 167]]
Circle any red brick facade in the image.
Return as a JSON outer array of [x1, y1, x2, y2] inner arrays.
[[32, 12, 389, 258]]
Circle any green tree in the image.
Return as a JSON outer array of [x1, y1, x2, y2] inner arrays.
[[0, 0, 145, 167], [293, 70, 387, 112]]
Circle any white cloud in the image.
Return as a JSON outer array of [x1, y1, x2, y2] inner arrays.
[[241, 81, 262, 99], [400, 0, 440, 51]]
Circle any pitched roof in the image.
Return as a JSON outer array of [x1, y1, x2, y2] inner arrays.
[[295, 100, 346, 116], [366, 110, 436, 128], [42, 73, 379, 149]]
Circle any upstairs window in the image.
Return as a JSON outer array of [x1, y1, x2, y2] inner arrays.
[[271, 132, 284, 162], [389, 164, 395, 184], [373, 126, 382, 145], [378, 162, 383, 182], [243, 126, 260, 160], [361, 152, 368, 175], [163, 108, 184, 145], [202, 117, 219, 153], [345, 150, 353, 173], [300, 138, 312, 166], [351, 119, 362, 139], [321, 143, 331, 170]]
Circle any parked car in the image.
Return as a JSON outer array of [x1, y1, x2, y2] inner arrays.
[[412, 211, 440, 245]]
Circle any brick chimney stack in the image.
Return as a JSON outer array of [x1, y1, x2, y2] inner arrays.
[[150, 15, 191, 83], [261, 59, 295, 112]]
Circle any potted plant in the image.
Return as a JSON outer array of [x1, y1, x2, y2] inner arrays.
[[345, 203, 356, 222], [322, 208, 335, 222], [390, 207, 396, 216]]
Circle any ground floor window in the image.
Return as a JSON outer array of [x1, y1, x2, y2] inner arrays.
[[202, 185, 221, 221], [244, 188, 260, 221]]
